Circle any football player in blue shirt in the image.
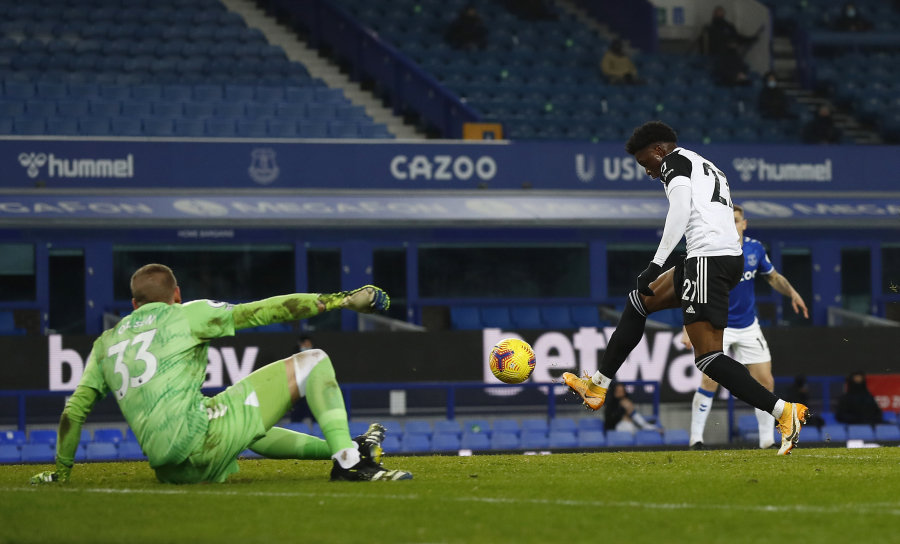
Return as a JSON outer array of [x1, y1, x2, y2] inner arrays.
[[683, 204, 808, 449]]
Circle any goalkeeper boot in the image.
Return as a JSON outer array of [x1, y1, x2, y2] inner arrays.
[[775, 402, 809, 455], [330, 458, 413, 482], [562, 372, 607, 411], [353, 423, 386, 467]]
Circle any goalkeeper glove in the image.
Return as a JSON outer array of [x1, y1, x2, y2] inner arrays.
[[636, 262, 663, 297], [320, 286, 390, 314]]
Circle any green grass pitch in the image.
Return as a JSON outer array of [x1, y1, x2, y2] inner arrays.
[[1, 448, 899, 544]]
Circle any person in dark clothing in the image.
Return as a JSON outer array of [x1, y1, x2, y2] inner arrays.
[[499, 0, 557, 21], [836, 372, 883, 425], [832, 3, 872, 32], [706, 6, 757, 55], [802, 106, 841, 144], [758, 72, 789, 119], [715, 43, 751, 86], [445, 5, 488, 51], [786, 376, 825, 428], [603, 383, 658, 433]]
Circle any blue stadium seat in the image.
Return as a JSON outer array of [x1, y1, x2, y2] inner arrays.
[[0, 118, 11, 135], [306, 103, 337, 120], [224, 85, 254, 102], [267, 120, 297, 137], [57, 100, 90, 118], [245, 103, 275, 119], [635, 430, 663, 446], [663, 429, 690, 446], [434, 420, 462, 437], [492, 419, 520, 435], [36, 82, 67, 99], [491, 432, 520, 450], [77, 429, 90, 447], [118, 442, 147, 460], [132, 84, 162, 101], [283, 422, 312, 435], [89, 100, 120, 117], [337, 105, 367, 120], [143, 118, 174, 136], [237, 119, 267, 137], [111, 118, 142, 136], [174, 118, 205, 137], [94, 429, 123, 444], [432, 433, 461, 451], [605, 431, 635, 447], [381, 421, 402, 436], [876, 424, 900, 441], [847, 424, 875, 441], [521, 419, 548, 434], [29, 430, 57, 445], [0, 430, 26, 446], [184, 102, 215, 118], [450, 307, 482, 330], [152, 101, 183, 118], [5, 82, 35, 99], [460, 432, 490, 450], [0, 445, 21, 463], [206, 119, 236, 137], [276, 103, 306, 118], [570, 306, 603, 328], [214, 102, 245, 118], [0, 101, 25, 117], [737, 414, 758, 438], [241, 449, 264, 459], [511, 306, 543, 329], [13, 117, 44, 135], [882, 412, 898, 424], [401, 434, 430, 452], [578, 431, 606, 447], [801, 426, 821, 442], [549, 431, 577, 448], [480, 307, 513, 329], [540, 307, 575, 329], [342, 422, 367, 437], [124, 428, 137, 442], [285, 87, 315, 103], [314, 88, 345, 103], [404, 421, 432, 436], [382, 435, 401, 453], [328, 121, 358, 138], [359, 123, 393, 139], [821, 412, 838, 426], [520, 431, 549, 449], [162, 85, 192, 102], [577, 419, 603, 433], [549, 418, 577, 433], [25, 100, 56, 117], [461, 419, 491, 436], [79, 117, 111, 136], [821, 424, 847, 442], [21, 443, 55, 463]]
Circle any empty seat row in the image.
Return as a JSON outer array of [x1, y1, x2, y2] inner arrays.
[[450, 306, 609, 330], [1, 71, 321, 87], [380, 429, 685, 452], [2, 82, 341, 102], [0, 442, 146, 463], [1, 8, 238, 25], [4, 56, 304, 77], [1, 38, 279, 57], [0, 25, 263, 43], [0, 427, 135, 446]]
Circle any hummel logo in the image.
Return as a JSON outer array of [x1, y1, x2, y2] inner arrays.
[[686, 306, 696, 314]]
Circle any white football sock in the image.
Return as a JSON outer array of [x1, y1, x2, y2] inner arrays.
[[332, 443, 361, 469], [756, 408, 776, 448], [771, 399, 786, 419], [591, 371, 611, 389], [690, 388, 715, 445]]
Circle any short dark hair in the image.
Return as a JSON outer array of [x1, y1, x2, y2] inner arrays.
[[625, 121, 678, 155], [131, 264, 177, 305], [733, 204, 744, 215]]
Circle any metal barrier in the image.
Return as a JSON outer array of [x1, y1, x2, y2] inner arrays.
[[0, 381, 661, 432]]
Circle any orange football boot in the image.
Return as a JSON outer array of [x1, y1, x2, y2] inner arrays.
[[776, 402, 809, 455], [562, 372, 607, 411]]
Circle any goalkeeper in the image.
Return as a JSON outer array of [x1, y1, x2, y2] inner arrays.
[[32, 264, 411, 484]]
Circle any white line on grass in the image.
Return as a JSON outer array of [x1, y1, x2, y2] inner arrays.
[[3, 486, 900, 516]]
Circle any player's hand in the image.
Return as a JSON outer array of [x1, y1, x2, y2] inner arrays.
[[327, 286, 390, 314], [681, 327, 692, 350], [791, 294, 809, 319], [636, 262, 662, 297]]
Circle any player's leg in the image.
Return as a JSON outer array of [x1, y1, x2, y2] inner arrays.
[[563, 266, 680, 410], [748, 361, 775, 448], [690, 373, 718, 447]]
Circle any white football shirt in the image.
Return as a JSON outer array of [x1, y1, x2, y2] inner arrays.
[[659, 147, 742, 259]]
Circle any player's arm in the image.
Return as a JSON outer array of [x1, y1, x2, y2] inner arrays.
[[763, 270, 808, 318], [232, 286, 390, 330], [638, 185, 691, 296], [31, 351, 106, 484]]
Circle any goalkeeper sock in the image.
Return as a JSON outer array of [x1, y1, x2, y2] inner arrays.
[[756, 408, 776, 448], [302, 352, 358, 465], [249, 427, 332, 460], [696, 352, 779, 414], [597, 291, 647, 379], [690, 388, 715, 445]]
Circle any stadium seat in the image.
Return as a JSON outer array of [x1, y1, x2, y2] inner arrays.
[[520, 431, 549, 449], [461, 419, 491, 436], [577, 419, 603, 433], [737, 415, 758, 439], [434, 420, 462, 437], [821, 424, 848, 442], [298, 120, 328, 138], [381, 421, 402, 436], [540, 307, 575, 329], [605, 431, 635, 447], [492, 419, 520, 435], [111, 118, 142, 136], [267, 120, 297, 137], [401, 434, 430, 452], [382, 435, 401, 453], [0, 445, 21, 463], [847, 424, 875, 441], [801, 427, 821, 442], [20, 443, 55, 463], [490, 432, 520, 450], [460, 432, 490, 450], [79, 118, 111, 136], [124, 429, 137, 442], [549, 418, 577, 433], [821, 412, 838, 426], [14, 118, 46, 135], [118, 442, 147, 460], [0, 430, 26, 446], [404, 421, 432, 436], [578, 431, 606, 448], [143, 118, 174, 136], [511, 306, 544, 329], [237, 119, 267, 137], [432, 433, 462, 451], [875, 424, 900, 441], [48, 118, 79, 136], [663, 429, 690, 446], [86, 443, 118, 461], [480, 307, 513, 329], [635, 430, 664, 446], [175, 119, 205, 137], [570, 306, 603, 328], [240, 449, 264, 459], [327, 121, 358, 138], [94, 429, 123, 444], [29, 430, 57, 445], [882, 412, 898, 424], [521, 419, 548, 434], [206, 119, 236, 137], [548, 431, 577, 448], [450, 307, 482, 330], [348, 422, 371, 437]]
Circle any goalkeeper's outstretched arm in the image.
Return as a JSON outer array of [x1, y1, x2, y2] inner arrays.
[[232, 286, 390, 330], [31, 384, 100, 484]]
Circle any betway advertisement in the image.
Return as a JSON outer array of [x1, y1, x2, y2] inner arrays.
[[1, 138, 895, 191]]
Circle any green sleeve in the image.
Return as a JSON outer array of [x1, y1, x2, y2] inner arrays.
[[181, 299, 237, 340], [56, 384, 100, 475], [232, 294, 324, 330]]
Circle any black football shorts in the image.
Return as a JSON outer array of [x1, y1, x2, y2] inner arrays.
[[673, 254, 743, 329]]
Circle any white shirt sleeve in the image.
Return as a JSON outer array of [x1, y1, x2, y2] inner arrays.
[[652, 185, 691, 266]]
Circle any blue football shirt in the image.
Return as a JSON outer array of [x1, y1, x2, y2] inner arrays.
[[728, 237, 775, 328]]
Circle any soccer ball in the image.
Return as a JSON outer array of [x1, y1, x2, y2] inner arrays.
[[489, 338, 537, 384]]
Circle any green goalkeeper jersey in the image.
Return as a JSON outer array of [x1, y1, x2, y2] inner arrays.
[[80, 299, 236, 467]]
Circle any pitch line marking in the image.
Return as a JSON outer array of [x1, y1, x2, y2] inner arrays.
[[3, 487, 900, 516]]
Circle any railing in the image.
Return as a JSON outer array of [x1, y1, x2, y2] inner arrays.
[[827, 307, 900, 328], [266, 0, 481, 138], [0, 381, 661, 432]]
